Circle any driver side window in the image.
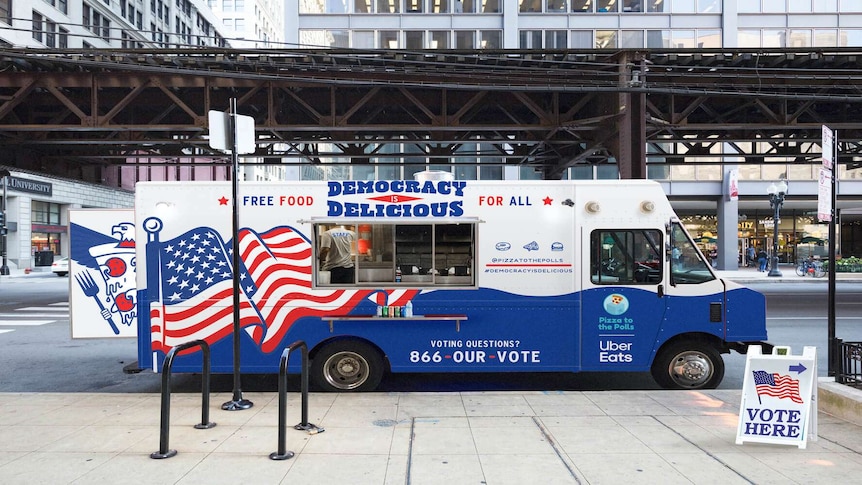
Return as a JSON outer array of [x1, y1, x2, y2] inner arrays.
[[590, 229, 663, 285]]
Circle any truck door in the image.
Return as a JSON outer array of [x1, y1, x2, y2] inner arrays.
[[580, 228, 668, 370]]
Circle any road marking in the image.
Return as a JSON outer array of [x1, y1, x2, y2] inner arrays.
[[0, 314, 66, 318], [0, 329, 12, 334], [16, 307, 68, 312], [767, 316, 862, 320], [0, 320, 55, 326]]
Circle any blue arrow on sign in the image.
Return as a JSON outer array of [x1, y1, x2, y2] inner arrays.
[[789, 363, 807, 374]]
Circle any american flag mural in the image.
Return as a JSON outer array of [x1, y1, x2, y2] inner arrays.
[[145, 220, 417, 354], [752, 370, 804, 404]]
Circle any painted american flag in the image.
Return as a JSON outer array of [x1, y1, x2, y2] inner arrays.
[[148, 224, 417, 354], [753, 370, 804, 404]]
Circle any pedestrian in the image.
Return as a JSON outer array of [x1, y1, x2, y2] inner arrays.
[[709, 247, 718, 268], [757, 248, 768, 272], [746, 246, 756, 267], [319, 225, 356, 284]]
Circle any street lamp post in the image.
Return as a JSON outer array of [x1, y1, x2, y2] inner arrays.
[[0, 169, 10, 276], [766, 180, 788, 277]]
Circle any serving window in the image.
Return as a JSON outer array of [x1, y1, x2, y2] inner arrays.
[[313, 221, 476, 287]]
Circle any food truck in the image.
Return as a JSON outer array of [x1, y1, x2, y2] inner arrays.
[[133, 178, 768, 391]]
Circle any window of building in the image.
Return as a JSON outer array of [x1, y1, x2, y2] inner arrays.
[[430, 30, 449, 48], [431, 0, 450, 12], [789, 0, 812, 11], [547, 0, 566, 10], [840, 29, 862, 46], [762, 0, 785, 11], [762, 29, 786, 47], [45, 20, 57, 47], [32, 12, 44, 43], [519, 30, 543, 48], [789, 29, 812, 47], [697, 0, 719, 11], [377, 0, 400, 12], [32, 201, 61, 225], [697, 29, 721, 48], [546, 30, 566, 48], [455, 30, 474, 48], [572, 0, 591, 11], [0, 0, 11, 24], [813, 0, 837, 10], [672, 0, 695, 12], [590, 229, 664, 285], [405, 30, 425, 49], [380, 30, 398, 48], [520, 0, 541, 11], [623, 0, 642, 12], [405, 0, 424, 12], [815, 29, 837, 46], [571, 30, 592, 48], [648, 0, 667, 12], [480, 30, 501, 48], [480, 0, 500, 12], [671, 30, 695, 48], [596, 0, 617, 12], [59, 27, 68, 47], [596, 30, 617, 48], [353, 30, 374, 48], [313, 222, 476, 288], [621, 30, 643, 48]]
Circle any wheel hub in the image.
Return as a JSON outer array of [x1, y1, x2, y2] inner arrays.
[[671, 353, 711, 386]]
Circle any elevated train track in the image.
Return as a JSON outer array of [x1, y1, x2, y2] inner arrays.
[[0, 47, 860, 184]]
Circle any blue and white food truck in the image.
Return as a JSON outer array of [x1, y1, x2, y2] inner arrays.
[[134, 178, 767, 391]]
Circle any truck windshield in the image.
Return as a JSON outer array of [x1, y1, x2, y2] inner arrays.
[[670, 222, 716, 284]]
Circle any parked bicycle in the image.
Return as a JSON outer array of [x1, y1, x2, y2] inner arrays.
[[796, 258, 826, 277]]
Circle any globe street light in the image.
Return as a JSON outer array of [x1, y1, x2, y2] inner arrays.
[[766, 180, 788, 277]]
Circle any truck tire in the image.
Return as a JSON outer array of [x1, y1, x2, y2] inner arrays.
[[311, 340, 384, 392], [651, 341, 724, 390]]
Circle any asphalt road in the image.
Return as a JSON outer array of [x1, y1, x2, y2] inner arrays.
[[1, 273, 858, 393]]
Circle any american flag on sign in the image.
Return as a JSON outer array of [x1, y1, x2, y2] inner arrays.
[[146, 223, 417, 354], [752, 370, 804, 404]]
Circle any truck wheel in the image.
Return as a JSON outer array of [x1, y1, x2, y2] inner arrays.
[[651, 341, 724, 390], [311, 340, 384, 392]]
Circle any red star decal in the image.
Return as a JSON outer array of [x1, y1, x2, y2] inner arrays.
[[543, 196, 553, 205], [218, 196, 229, 205]]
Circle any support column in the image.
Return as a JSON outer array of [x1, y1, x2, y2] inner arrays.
[[716, 167, 740, 271]]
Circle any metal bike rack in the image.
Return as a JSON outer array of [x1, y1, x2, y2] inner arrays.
[[270, 340, 324, 461], [151, 339, 216, 459]]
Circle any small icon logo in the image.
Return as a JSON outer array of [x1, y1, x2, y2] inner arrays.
[[495, 242, 511, 251], [603, 294, 629, 316], [551, 242, 564, 251], [523, 241, 539, 251]]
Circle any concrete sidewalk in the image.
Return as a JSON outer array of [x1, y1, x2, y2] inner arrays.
[[1, 381, 862, 484]]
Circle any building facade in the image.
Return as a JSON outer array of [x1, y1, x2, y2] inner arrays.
[[290, 1, 862, 50], [285, 0, 862, 268], [1, 167, 134, 271], [0, 0, 231, 48]]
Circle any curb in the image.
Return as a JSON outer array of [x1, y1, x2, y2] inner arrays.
[[818, 377, 862, 426]]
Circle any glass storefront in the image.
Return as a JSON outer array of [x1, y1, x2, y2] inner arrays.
[[679, 210, 829, 266]]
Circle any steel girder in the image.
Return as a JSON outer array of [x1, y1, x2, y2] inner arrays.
[[0, 48, 860, 184]]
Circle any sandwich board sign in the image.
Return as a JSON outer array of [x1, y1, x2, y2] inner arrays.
[[737, 345, 817, 449]]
